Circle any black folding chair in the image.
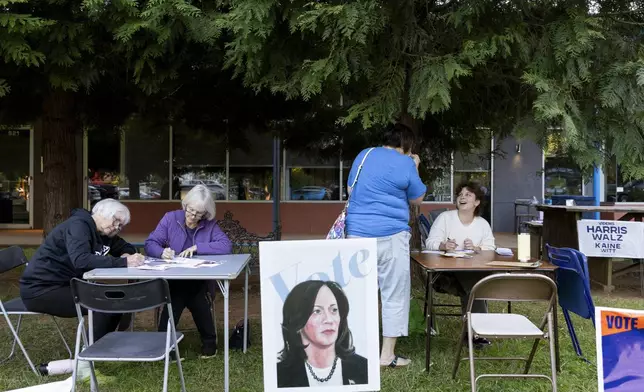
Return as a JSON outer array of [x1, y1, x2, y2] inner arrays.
[[70, 278, 186, 392], [0, 246, 71, 374]]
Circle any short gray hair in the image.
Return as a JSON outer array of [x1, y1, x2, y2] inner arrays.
[[91, 199, 131, 225], [181, 184, 216, 221]]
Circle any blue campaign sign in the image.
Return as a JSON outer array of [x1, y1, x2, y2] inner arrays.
[[596, 307, 644, 392], [577, 220, 644, 258]]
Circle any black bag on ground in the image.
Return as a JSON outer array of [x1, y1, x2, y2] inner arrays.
[[229, 319, 251, 350]]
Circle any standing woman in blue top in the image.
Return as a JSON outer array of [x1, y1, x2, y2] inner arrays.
[[346, 123, 426, 368]]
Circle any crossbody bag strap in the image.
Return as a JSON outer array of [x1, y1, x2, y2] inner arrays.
[[345, 147, 375, 210]]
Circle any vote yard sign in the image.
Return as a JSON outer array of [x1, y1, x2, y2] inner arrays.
[[595, 307, 644, 392], [577, 220, 644, 258]]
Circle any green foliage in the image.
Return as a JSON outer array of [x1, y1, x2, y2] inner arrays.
[[217, 0, 644, 177], [0, 0, 53, 96]]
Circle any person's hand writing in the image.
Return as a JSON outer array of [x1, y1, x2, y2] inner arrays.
[[126, 253, 145, 267], [161, 247, 175, 260], [179, 245, 197, 258], [464, 238, 475, 250], [441, 239, 457, 251]]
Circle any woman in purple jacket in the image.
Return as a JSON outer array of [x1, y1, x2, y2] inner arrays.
[[145, 184, 232, 358]]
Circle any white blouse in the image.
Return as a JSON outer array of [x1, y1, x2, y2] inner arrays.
[[425, 210, 496, 251]]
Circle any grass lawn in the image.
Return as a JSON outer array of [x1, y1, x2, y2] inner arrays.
[[0, 249, 640, 391]]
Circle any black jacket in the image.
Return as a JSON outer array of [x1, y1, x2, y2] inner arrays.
[[20, 209, 135, 299], [276, 353, 368, 388]]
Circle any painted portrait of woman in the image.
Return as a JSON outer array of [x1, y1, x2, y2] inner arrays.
[[276, 280, 368, 388]]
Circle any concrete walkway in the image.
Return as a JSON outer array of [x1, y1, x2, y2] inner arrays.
[[0, 229, 518, 248]]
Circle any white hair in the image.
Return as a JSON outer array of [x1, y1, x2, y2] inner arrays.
[[181, 184, 216, 221], [91, 198, 131, 225]]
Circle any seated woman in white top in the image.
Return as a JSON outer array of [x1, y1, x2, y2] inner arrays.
[[425, 181, 495, 347], [425, 183, 495, 252]]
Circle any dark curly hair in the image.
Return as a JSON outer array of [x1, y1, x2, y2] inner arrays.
[[278, 280, 355, 366], [455, 181, 486, 216], [382, 123, 416, 154]]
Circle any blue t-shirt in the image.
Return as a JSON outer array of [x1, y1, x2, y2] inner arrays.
[[345, 147, 427, 238]]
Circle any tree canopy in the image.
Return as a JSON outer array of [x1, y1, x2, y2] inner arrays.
[[215, 0, 644, 176], [2, 0, 644, 233]]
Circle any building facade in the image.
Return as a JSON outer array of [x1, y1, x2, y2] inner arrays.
[[2, 122, 615, 236]]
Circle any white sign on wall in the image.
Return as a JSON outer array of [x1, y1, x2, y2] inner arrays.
[[259, 238, 380, 392], [577, 220, 644, 258]]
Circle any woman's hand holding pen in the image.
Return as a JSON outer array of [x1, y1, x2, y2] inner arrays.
[[440, 238, 458, 251]]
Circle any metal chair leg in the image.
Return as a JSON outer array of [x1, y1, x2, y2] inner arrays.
[[467, 316, 476, 392], [548, 313, 558, 392], [523, 338, 541, 374], [1, 314, 22, 364], [452, 319, 467, 379], [1, 312, 38, 375], [562, 310, 582, 357], [51, 316, 73, 358]]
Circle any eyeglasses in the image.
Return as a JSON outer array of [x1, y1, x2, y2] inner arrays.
[[186, 208, 206, 218]]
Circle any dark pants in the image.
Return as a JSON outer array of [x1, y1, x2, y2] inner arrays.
[[22, 285, 122, 342], [455, 272, 490, 314], [158, 280, 217, 349]]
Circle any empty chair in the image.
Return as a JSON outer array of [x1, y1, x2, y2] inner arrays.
[[452, 273, 558, 392], [545, 244, 595, 361], [0, 246, 71, 374], [70, 278, 186, 392]]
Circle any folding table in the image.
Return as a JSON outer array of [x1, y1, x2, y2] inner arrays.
[[84, 253, 251, 392]]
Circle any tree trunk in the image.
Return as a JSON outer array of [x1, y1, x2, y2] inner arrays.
[[42, 90, 79, 236]]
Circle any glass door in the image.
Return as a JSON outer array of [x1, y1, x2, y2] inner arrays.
[[0, 127, 33, 228]]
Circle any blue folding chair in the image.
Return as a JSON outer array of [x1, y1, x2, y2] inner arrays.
[[428, 208, 448, 225], [545, 244, 595, 362], [419, 214, 431, 245]]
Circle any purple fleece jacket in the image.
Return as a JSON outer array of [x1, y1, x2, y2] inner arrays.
[[144, 210, 232, 257]]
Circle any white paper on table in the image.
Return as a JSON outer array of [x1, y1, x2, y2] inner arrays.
[[421, 250, 444, 254], [195, 261, 225, 267], [495, 247, 514, 256], [7, 377, 73, 392], [443, 252, 472, 258], [136, 264, 171, 271]]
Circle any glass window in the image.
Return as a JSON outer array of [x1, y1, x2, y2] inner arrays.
[[341, 165, 351, 201], [543, 156, 582, 197], [0, 128, 30, 224], [543, 133, 582, 198], [87, 126, 121, 206], [454, 137, 492, 222], [286, 150, 340, 201], [229, 129, 273, 201], [605, 157, 643, 202], [120, 116, 170, 200], [453, 150, 490, 171], [172, 123, 227, 201], [420, 170, 452, 202]]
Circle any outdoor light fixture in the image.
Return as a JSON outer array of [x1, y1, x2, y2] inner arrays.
[[516, 143, 521, 153]]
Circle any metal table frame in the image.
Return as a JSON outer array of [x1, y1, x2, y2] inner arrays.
[[83, 253, 251, 392], [412, 255, 560, 374]]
